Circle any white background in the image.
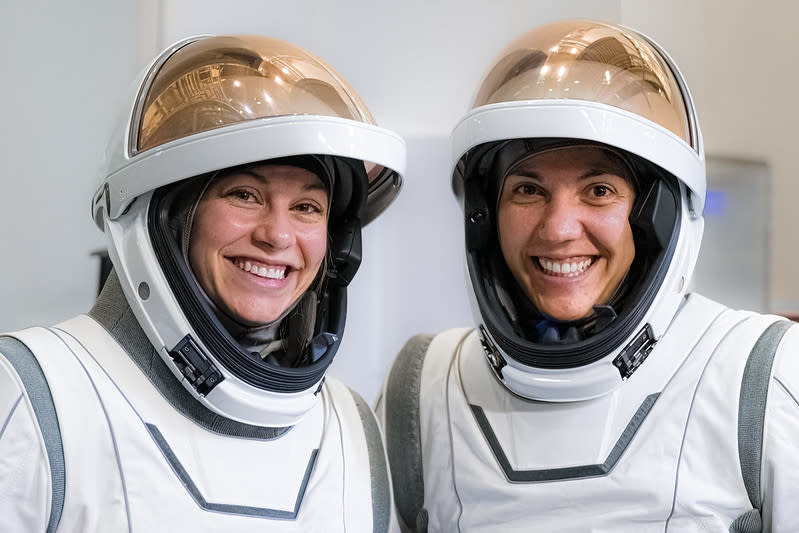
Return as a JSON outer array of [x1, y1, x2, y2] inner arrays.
[[1, 0, 796, 401]]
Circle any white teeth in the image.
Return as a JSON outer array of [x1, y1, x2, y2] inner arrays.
[[538, 257, 593, 277], [236, 260, 287, 279]]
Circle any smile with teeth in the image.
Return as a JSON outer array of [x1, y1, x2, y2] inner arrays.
[[537, 257, 594, 277], [234, 259, 288, 280]]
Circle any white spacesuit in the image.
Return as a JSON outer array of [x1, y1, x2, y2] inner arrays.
[[378, 20, 799, 532], [0, 35, 405, 532]]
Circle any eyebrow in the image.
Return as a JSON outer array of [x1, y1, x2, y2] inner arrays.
[[510, 167, 629, 181], [223, 169, 328, 191], [302, 181, 328, 192]]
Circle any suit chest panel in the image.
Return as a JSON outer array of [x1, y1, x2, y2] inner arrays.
[[26, 322, 355, 532], [433, 308, 761, 531]]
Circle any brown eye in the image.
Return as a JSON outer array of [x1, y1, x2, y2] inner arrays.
[[591, 185, 611, 197], [514, 183, 541, 196], [228, 190, 256, 202], [293, 202, 323, 215]]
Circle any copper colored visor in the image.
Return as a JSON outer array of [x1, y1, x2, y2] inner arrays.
[[473, 20, 695, 149], [134, 35, 375, 153]]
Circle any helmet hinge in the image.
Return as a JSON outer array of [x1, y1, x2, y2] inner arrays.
[[169, 335, 224, 395], [612, 324, 656, 380], [478, 325, 506, 376]]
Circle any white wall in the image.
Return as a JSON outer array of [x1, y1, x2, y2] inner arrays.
[[620, 0, 799, 314], [0, 1, 147, 331]]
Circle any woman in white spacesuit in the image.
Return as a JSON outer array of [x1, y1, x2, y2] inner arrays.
[[0, 35, 404, 532], [379, 20, 799, 532]]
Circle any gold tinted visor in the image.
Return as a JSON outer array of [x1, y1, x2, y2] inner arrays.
[[474, 20, 693, 147], [134, 35, 376, 153]]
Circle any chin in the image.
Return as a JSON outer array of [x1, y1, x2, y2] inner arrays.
[[538, 303, 594, 322], [226, 304, 284, 327]]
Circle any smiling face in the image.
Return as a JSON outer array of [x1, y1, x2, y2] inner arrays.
[[497, 147, 636, 322], [189, 164, 329, 326]]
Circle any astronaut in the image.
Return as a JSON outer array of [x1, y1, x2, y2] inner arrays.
[[378, 20, 799, 532], [0, 35, 404, 532]]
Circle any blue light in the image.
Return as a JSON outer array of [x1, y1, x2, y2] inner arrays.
[[704, 190, 725, 216]]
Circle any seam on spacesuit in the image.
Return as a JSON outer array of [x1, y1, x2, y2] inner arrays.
[[450, 330, 477, 532], [145, 422, 319, 519], [349, 387, 391, 533], [0, 394, 22, 442], [774, 376, 799, 408], [325, 385, 350, 532], [0, 335, 66, 533], [44, 327, 133, 533], [468, 394, 659, 482], [664, 313, 754, 531]]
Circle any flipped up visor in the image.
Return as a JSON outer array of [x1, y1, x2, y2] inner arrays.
[[473, 20, 696, 150], [134, 35, 375, 153]]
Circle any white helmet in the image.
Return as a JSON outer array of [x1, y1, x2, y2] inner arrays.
[[450, 20, 704, 402], [92, 35, 405, 426]]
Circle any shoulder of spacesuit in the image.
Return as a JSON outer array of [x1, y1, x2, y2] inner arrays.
[[321, 376, 393, 532], [375, 328, 473, 531], [768, 318, 799, 405], [378, 327, 474, 426], [415, 327, 476, 385], [0, 332, 63, 532]]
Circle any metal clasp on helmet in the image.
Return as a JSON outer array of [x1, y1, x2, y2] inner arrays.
[[478, 325, 507, 379]]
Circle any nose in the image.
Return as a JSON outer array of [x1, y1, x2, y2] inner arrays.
[[536, 195, 583, 243], [253, 206, 295, 249]]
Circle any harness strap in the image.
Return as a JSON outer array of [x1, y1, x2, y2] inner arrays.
[[383, 334, 434, 532], [350, 387, 391, 532], [0, 336, 65, 533], [730, 319, 793, 533]]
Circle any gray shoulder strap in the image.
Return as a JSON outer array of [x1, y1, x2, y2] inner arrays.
[[383, 334, 434, 533], [730, 319, 793, 533], [0, 336, 65, 533], [349, 387, 391, 533]]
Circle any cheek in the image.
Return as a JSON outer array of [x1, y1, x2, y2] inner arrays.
[[192, 204, 248, 250], [188, 204, 241, 278], [497, 206, 519, 248], [297, 225, 328, 268], [188, 208, 214, 271], [619, 225, 636, 266], [592, 207, 634, 253], [497, 205, 535, 260]]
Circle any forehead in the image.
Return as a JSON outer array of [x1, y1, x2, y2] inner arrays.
[[510, 146, 632, 181], [215, 163, 326, 190]]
